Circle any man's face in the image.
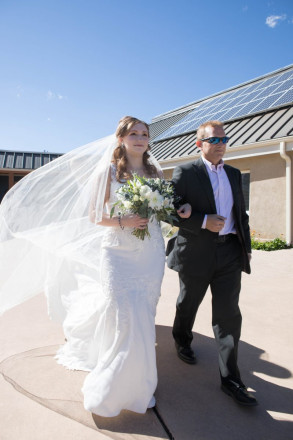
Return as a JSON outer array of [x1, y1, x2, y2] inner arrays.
[[198, 125, 227, 165]]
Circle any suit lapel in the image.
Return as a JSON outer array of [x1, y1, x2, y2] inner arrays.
[[193, 157, 217, 213]]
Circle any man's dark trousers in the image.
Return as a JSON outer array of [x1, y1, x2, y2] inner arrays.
[[173, 234, 242, 381]]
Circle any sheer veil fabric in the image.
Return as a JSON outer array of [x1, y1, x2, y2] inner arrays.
[[0, 133, 168, 319], [0, 132, 172, 416], [0, 134, 119, 319]]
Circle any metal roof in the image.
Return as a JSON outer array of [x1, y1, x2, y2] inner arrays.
[[152, 64, 293, 122], [150, 106, 293, 162], [149, 109, 191, 140], [150, 65, 293, 163], [0, 150, 62, 170]]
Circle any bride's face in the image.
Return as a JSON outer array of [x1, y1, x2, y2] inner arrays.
[[121, 123, 149, 157]]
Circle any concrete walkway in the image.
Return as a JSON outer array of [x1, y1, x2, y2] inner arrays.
[[1, 249, 293, 440]]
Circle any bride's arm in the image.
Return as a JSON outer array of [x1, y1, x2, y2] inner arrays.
[[89, 166, 111, 224], [98, 212, 149, 229]]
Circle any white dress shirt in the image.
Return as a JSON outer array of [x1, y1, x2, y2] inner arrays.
[[201, 157, 236, 235]]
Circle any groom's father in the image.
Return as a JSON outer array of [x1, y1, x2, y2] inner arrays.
[[167, 120, 257, 406]]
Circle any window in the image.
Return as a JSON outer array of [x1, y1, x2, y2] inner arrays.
[[14, 175, 25, 184], [0, 173, 28, 202], [0, 175, 9, 202]]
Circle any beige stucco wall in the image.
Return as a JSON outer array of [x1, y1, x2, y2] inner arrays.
[[162, 151, 293, 243], [226, 153, 292, 241], [162, 169, 173, 180]]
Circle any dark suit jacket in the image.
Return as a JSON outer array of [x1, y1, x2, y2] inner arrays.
[[167, 157, 251, 276]]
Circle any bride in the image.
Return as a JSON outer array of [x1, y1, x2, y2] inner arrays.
[[0, 116, 190, 417]]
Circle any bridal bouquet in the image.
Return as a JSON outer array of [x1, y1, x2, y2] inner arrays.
[[110, 174, 180, 240]]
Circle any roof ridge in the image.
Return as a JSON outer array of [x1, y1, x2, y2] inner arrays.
[[0, 150, 62, 155], [151, 64, 293, 122]]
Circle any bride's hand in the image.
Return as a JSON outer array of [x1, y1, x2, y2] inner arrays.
[[120, 214, 149, 229], [177, 203, 192, 219]]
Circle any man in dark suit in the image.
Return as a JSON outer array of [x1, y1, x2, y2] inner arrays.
[[167, 120, 257, 406]]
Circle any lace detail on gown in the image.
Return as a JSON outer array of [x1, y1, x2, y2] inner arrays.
[[56, 164, 165, 416]]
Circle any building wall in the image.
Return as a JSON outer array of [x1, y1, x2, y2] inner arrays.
[[0, 170, 30, 202], [226, 153, 292, 241], [162, 168, 173, 180]]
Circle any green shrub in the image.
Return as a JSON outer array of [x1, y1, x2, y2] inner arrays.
[[251, 236, 292, 251]]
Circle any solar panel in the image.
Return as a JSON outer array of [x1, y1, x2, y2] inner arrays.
[[251, 93, 283, 113], [254, 75, 279, 90], [154, 67, 293, 142], [232, 101, 262, 119], [255, 84, 281, 99], [220, 105, 245, 121], [274, 79, 293, 93], [275, 71, 293, 82], [237, 90, 262, 104], [273, 88, 293, 107]]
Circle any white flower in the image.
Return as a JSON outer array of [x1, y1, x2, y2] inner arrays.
[[140, 185, 152, 198], [133, 195, 139, 201], [149, 190, 164, 209], [163, 198, 172, 208], [123, 200, 132, 209]]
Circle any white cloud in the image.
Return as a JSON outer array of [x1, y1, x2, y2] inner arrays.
[[16, 85, 23, 98], [47, 90, 54, 100], [47, 90, 66, 100], [265, 14, 286, 28]]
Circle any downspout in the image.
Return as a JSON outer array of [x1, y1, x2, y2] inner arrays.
[[280, 141, 292, 245]]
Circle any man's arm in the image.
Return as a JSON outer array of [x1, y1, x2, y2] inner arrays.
[[171, 166, 205, 235]]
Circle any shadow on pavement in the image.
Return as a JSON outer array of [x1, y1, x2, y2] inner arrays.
[[0, 325, 292, 440], [0, 345, 168, 440], [156, 324, 293, 440]]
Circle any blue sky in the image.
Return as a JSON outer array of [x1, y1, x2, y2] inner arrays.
[[0, 0, 292, 153]]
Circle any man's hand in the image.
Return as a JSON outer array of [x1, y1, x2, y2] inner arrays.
[[177, 203, 192, 219], [206, 214, 226, 232]]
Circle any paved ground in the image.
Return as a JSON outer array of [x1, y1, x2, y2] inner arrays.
[[1, 249, 293, 440]]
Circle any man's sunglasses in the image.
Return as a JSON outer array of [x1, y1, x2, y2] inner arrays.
[[200, 136, 230, 144]]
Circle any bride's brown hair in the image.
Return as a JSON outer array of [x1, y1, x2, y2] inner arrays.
[[113, 116, 158, 182]]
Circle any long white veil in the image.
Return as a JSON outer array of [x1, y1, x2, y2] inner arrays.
[[0, 133, 169, 321], [0, 134, 117, 320]]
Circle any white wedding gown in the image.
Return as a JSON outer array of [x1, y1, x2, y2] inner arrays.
[[55, 166, 166, 417]]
